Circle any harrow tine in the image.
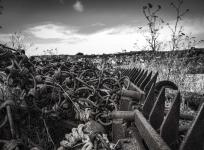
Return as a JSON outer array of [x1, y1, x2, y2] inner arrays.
[[127, 68, 133, 77], [180, 103, 204, 150], [132, 68, 141, 82], [136, 70, 148, 87], [140, 71, 152, 90], [124, 69, 130, 76], [149, 87, 165, 130], [130, 68, 138, 81], [142, 82, 156, 119], [123, 69, 129, 76], [134, 69, 144, 84], [129, 68, 137, 81], [160, 92, 181, 149], [144, 72, 158, 95], [120, 69, 125, 76], [122, 68, 127, 75], [128, 68, 134, 78]]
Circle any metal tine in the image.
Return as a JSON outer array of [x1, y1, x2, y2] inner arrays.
[[126, 68, 132, 77], [129, 68, 138, 81], [160, 92, 181, 149], [132, 68, 139, 81], [144, 72, 158, 96], [142, 82, 155, 119], [130, 68, 139, 82], [122, 67, 129, 75], [129, 68, 137, 81], [140, 71, 152, 91], [133, 69, 144, 84], [180, 103, 204, 150], [123, 69, 129, 76], [120, 68, 125, 76], [123, 68, 129, 76], [127, 67, 134, 77], [149, 87, 165, 131], [136, 70, 148, 87], [127, 69, 133, 77], [132, 68, 141, 82]]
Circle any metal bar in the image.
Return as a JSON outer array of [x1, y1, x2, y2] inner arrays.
[[108, 111, 135, 121], [160, 92, 181, 149], [136, 70, 148, 87], [144, 72, 158, 95], [149, 88, 165, 130], [121, 89, 144, 102], [134, 109, 171, 150], [134, 70, 144, 85], [140, 71, 152, 90], [120, 96, 133, 111], [142, 83, 155, 119], [129, 68, 138, 82], [179, 103, 204, 150]]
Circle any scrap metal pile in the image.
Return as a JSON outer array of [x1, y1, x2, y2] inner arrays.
[[0, 45, 136, 150], [1, 44, 204, 150]]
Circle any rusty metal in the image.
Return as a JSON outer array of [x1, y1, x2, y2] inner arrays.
[[179, 103, 204, 150], [129, 68, 138, 81], [134, 69, 144, 84], [124, 78, 145, 97], [144, 72, 158, 95], [136, 70, 148, 87], [149, 87, 165, 130], [133, 68, 142, 82], [132, 68, 140, 81], [107, 111, 135, 121], [142, 83, 156, 119], [0, 45, 203, 150], [121, 89, 144, 102], [134, 109, 171, 150], [115, 67, 202, 150], [112, 119, 127, 143], [140, 71, 152, 90], [155, 80, 178, 96], [120, 96, 133, 111], [160, 92, 181, 149]]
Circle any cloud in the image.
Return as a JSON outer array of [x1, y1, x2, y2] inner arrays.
[[183, 18, 204, 35], [27, 24, 78, 39], [3, 17, 204, 56], [73, 1, 84, 12], [91, 23, 106, 27], [27, 24, 147, 55]]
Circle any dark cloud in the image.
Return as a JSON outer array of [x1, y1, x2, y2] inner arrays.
[[0, 0, 203, 55], [1, 0, 203, 34]]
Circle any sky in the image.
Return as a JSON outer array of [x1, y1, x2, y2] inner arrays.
[[0, 0, 204, 55]]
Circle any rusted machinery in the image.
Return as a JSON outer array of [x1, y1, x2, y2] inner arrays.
[[0, 44, 203, 150], [109, 67, 204, 150]]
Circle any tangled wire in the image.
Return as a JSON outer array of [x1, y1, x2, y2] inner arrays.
[[0, 45, 131, 150]]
